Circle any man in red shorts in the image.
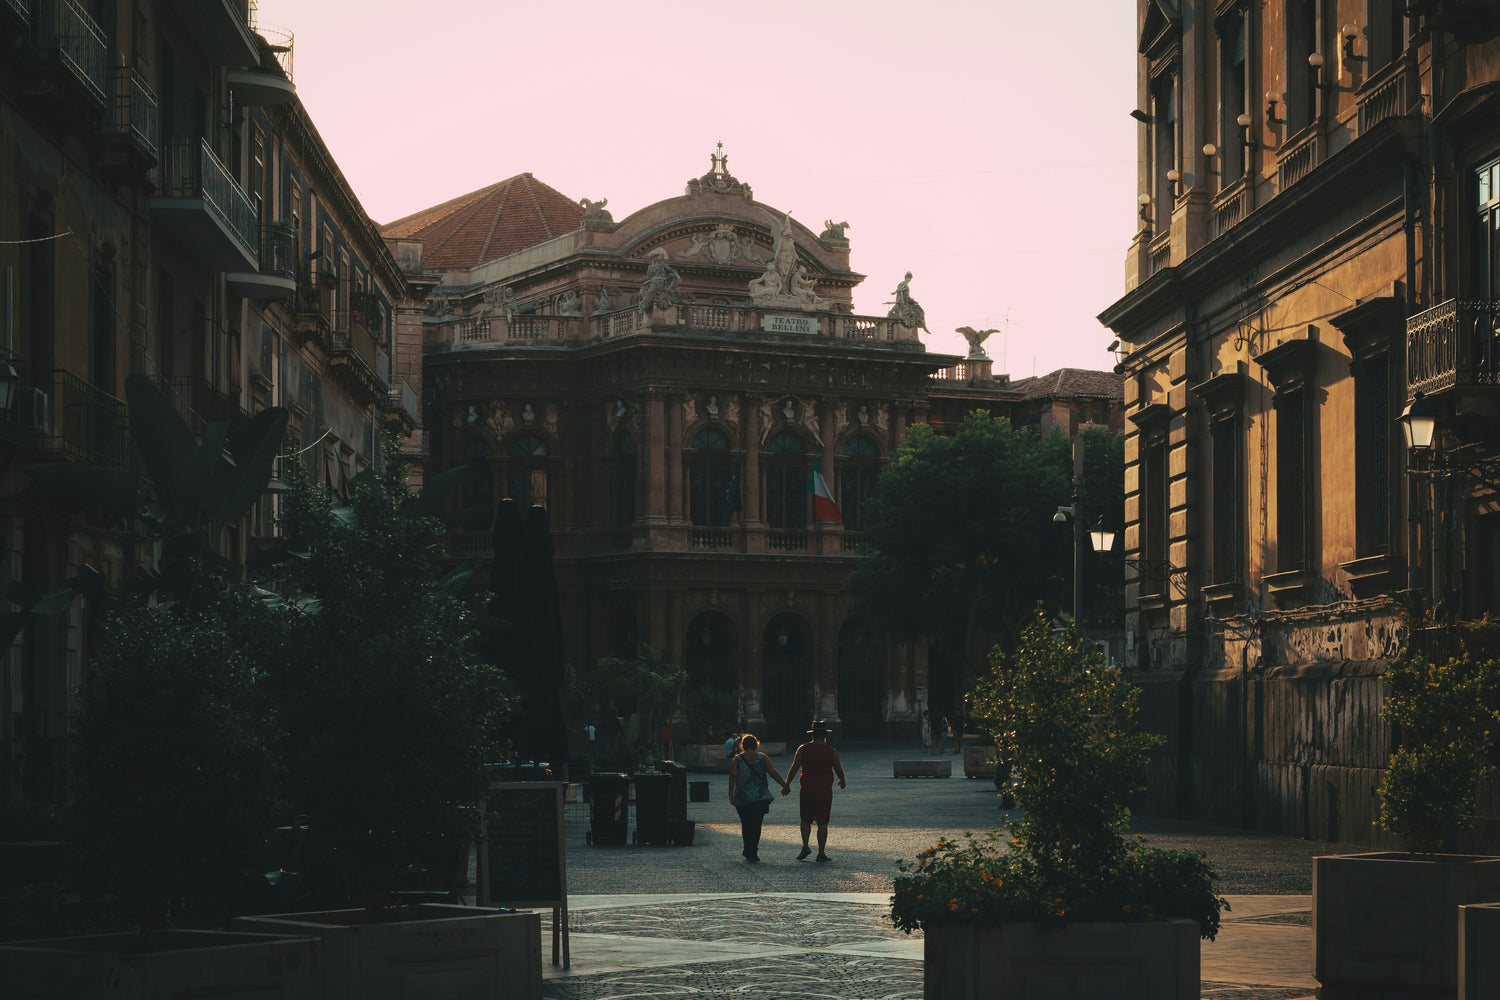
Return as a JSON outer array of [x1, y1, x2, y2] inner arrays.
[[783, 719, 846, 862]]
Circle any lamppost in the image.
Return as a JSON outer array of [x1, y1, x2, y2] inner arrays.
[[1052, 437, 1088, 621], [1396, 390, 1500, 611]]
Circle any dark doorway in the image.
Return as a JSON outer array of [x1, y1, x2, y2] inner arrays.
[[762, 613, 809, 741], [837, 620, 883, 740]]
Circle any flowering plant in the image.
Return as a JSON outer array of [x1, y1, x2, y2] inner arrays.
[[891, 608, 1226, 939]]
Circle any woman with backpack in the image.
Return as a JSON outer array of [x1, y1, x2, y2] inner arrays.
[[727, 733, 789, 863]]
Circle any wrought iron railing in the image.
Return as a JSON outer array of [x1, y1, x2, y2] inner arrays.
[[157, 138, 259, 265], [3, 366, 128, 468], [3, 0, 32, 27], [101, 65, 159, 161], [1406, 299, 1500, 397], [151, 375, 245, 437], [53, 0, 108, 107], [258, 220, 295, 280], [254, 22, 294, 80]]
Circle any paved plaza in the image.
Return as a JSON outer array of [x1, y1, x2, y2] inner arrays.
[[524, 741, 1350, 999]]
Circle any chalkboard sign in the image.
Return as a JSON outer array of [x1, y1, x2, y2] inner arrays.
[[478, 781, 569, 967]]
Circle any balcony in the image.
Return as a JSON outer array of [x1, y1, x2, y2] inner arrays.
[[5, 367, 130, 468], [325, 312, 387, 408], [228, 24, 295, 107], [164, 0, 258, 68], [1406, 298, 1500, 400], [293, 268, 334, 343], [1277, 125, 1322, 191], [150, 138, 259, 271], [3, 0, 31, 28], [228, 220, 296, 299], [96, 66, 159, 180], [152, 375, 246, 437], [1357, 62, 1409, 136], [23, 0, 108, 110], [380, 378, 420, 435], [1210, 176, 1251, 238]]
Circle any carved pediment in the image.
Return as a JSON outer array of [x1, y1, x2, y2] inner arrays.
[[1139, 0, 1181, 56]]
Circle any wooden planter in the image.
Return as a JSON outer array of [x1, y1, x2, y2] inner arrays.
[[0, 929, 318, 1000], [1459, 903, 1500, 1000], [1314, 852, 1500, 999], [233, 904, 541, 1000], [922, 919, 1199, 999]]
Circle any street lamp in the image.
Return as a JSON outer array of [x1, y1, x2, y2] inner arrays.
[[1397, 391, 1438, 451], [1089, 517, 1117, 554], [1088, 516, 1186, 589]]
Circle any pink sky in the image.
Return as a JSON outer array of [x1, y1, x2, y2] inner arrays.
[[254, 0, 1139, 376]]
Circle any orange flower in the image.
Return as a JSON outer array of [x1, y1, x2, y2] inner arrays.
[[1055, 907, 1066, 917]]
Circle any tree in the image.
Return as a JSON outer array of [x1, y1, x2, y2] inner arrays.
[[270, 436, 510, 916], [847, 413, 1121, 707]]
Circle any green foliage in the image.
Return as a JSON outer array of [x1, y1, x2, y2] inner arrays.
[[71, 581, 282, 932], [1377, 652, 1500, 853], [893, 609, 1226, 939], [891, 832, 1224, 939], [848, 414, 1122, 687], [269, 436, 511, 917], [583, 645, 685, 766], [684, 687, 738, 742]]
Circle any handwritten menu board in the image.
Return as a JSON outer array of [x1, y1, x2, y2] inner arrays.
[[481, 782, 566, 908]]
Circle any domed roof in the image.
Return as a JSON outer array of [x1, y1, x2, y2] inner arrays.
[[379, 173, 583, 269]]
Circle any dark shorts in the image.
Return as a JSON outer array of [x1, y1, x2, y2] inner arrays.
[[800, 789, 832, 825]]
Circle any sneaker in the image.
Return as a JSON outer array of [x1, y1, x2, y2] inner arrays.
[[747, 856, 761, 863], [797, 846, 812, 861], [815, 853, 831, 862]]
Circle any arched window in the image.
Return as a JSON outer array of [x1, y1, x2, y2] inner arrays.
[[765, 431, 805, 530], [688, 427, 735, 526], [506, 434, 548, 508], [459, 436, 493, 530], [614, 432, 637, 528], [839, 435, 881, 531]]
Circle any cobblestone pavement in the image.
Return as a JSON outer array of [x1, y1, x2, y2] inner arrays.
[[532, 742, 1336, 999]]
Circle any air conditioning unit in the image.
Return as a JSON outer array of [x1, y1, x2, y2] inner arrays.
[[16, 387, 48, 435]]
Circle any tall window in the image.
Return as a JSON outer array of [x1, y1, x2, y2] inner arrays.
[[1210, 416, 1241, 583], [839, 435, 880, 530], [1371, 0, 1405, 71], [459, 436, 492, 528], [1276, 393, 1308, 571], [1151, 73, 1178, 225], [765, 431, 807, 530], [1142, 433, 1169, 596], [688, 427, 734, 527], [1218, 11, 1248, 181], [1355, 355, 1391, 557], [614, 432, 637, 528], [249, 124, 266, 222], [506, 434, 548, 508], [1287, 0, 1318, 133], [1474, 157, 1500, 299]]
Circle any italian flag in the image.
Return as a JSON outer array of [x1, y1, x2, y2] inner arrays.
[[808, 463, 842, 523]]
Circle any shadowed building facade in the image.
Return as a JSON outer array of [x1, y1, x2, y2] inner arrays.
[[1101, 0, 1500, 843], [388, 155, 1122, 742]]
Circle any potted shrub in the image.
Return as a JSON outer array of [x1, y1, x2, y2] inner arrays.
[[1314, 649, 1500, 1000], [891, 609, 1225, 1000], [0, 377, 318, 995], [233, 438, 541, 1000]]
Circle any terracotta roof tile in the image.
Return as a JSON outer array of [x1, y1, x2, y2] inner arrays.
[[1008, 368, 1124, 401], [379, 174, 584, 269]]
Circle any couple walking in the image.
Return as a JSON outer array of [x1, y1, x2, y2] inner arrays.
[[727, 720, 847, 863]]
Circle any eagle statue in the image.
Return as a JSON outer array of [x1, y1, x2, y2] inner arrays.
[[956, 326, 998, 360]]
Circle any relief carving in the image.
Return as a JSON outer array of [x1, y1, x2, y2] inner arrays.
[[676, 223, 765, 266]]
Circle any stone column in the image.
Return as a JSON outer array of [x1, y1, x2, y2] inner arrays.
[[646, 392, 667, 522], [741, 590, 765, 728], [743, 393, 762, 525], [892, 402, 907, 447], [667, 393, 683, 521], [819, 402, 836, 497]]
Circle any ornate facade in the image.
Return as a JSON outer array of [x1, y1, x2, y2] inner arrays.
[[1101, 1, 1500, 843], [392, 153, 1120, 742]]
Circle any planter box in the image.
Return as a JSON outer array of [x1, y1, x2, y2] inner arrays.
[[0, 929, 318, 1000], [234, 903, 541, 1000], [1314, 852, 1500, 999], [894, 759, 951, 778], [963, 745, 997, 779], [923, 919, 1199, 999], [1459, 902, 1500, 1000], [677, 744, 731, 772]]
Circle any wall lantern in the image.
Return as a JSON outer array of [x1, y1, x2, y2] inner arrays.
[[1308, 51, 1328, 89], [1342, 22, 1362, 61], [1138, 193, 1152, 224], [1089, 518, 1117, 554], [1266, 89, 1283, 122], [1237, 112, 1256, 147], [1398, 391, 1438, 451]]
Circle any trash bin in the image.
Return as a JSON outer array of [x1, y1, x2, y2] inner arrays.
[[658, 760, 689, 822], [632, 771, 672, 845], [588, 772, 630, 846]]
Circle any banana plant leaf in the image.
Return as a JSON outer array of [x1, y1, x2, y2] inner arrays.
[[125, 374, 208, 524], [407, 466, 469, 519], [204, 407, 289, 524]]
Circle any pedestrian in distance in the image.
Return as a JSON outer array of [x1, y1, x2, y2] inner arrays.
[[728, 733, 788, 863], [784, 719, 846, 862], [920, 708, 932, 752], [933, 713, 947, 755]]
